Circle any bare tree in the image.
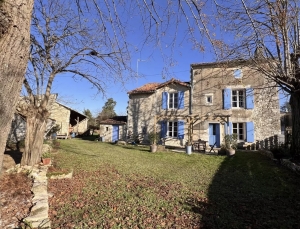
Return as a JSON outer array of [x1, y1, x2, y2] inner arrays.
[[0, 0, 34, 173], [1, 0, 232, 171], [17, 0, 135, 166], [210, 0, 300, 157]]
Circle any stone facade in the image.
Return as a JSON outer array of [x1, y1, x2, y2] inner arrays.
[[49, 102, 71, 135], [191, 61, 281, 147], [127, 61, 281, 148], [8, 100, 88, 141], [127, 78, 190, 147], [99, 116, 127, 142]]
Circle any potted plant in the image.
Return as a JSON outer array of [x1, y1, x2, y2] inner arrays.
[[41, 151, 52, 165], [224, 133, 238, 156], [185, 124, 193, 155], [148, 131, 159, 152], [185, 139, 193, 155]]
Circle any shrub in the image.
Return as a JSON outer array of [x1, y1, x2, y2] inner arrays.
[[270, 146, 291, 160]]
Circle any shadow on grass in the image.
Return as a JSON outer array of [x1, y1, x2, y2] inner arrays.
[[186, 151, 300, 228], [77, 135, 100, 141], [119, 145, 150, 153]]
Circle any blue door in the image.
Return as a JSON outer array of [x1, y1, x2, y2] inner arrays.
[[112, 125, 119, 142], [209, 123, 220, 147]]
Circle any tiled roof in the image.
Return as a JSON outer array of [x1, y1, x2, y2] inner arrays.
[[99, 116, 127, 125], [128, 78, 190, 95], [99, 119, 126, 125], [191, 58, 271, 68], [127, 83, 160, 94]]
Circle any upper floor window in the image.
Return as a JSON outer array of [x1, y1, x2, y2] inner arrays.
[[168, 121, 178, 137], [232, 90, 245, 108], [162, 91, 184, 110], [169, 92, 178, 109], [233, 69, 243, 79], [205, 94, 213, 105]]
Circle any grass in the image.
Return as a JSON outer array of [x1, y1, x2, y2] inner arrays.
[[49, 139, 300, 228]]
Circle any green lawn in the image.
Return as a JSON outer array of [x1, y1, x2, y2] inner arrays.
[[49, 139, 300, 228]]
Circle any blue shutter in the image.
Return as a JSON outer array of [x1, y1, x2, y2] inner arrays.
[[223, 88, 232, 110], [246, 88, 254, 109], [161, 121, 167, 138], [178, 120, 184, 139], [224, 123, 228, 135], [229, 122, 232, 135], [224, 122, 232, 135], [162, 92, 168, 110], [178, 91, 184, 109], [246, 122, 254, 142]]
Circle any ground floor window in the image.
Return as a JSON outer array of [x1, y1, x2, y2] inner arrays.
[[232, 123, 244, 141], [168, 121, 178, 137]]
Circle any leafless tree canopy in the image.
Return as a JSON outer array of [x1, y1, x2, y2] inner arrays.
[[212, 0, 300, 93]]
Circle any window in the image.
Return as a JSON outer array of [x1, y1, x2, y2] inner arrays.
[[168, 121, 178, 137], [232, 123, 244, 141], [232, 90, 245, 108], [205, 94, 213, 104], [106, 127, 109, 131], [169, 93, 178, 109], [233, 69, 243, 78]]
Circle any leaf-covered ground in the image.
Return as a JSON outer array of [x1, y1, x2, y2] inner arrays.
[[49, 164, 205, 228], [47, 140, 300, 229], [0, 172, 32, 228], [2, 139, 300, 229]]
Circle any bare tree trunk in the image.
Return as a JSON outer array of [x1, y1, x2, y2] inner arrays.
[[21, 111, 47, 166], [0, 0, 34, 173], [290, 92, 300, 159]]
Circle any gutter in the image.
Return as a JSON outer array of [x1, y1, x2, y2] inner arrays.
[[190, 66, 194, 115]]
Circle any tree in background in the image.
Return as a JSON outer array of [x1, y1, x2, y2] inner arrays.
[[97, 98, 117, 122], [281, 102, 292, 113], [83, 109, 98, 129]]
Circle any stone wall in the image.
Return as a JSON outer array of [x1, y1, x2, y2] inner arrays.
[[127, 84, 190, 147], [49, 103, 70, 135], [191, 62, 281, 144]]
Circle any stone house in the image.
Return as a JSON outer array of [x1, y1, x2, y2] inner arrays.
[[127, 60, 281, 148], [190, 60, 281, 149], [99, 116, 127, 142], [50, 102, 88, 136], [127, 78, 190, 147], [8, 99, 88, 142]]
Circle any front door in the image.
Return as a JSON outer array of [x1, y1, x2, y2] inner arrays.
[[112, 125, 119, 142], [209, 123, 220, 147]]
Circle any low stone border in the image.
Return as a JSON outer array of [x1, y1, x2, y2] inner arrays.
[[6, 164, 51, 228], [23, 165, 51, 229], [49, 170, 73, 180], [258, 149, 300, 175], [280, 159, 300, 174]]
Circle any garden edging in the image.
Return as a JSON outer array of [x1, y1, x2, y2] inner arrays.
[[258, 149, 300, 174]]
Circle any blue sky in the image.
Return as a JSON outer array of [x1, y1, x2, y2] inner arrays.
[[51, 46, 212, 116], [34, 1, 289, 117], [48, 1, 217, 117]]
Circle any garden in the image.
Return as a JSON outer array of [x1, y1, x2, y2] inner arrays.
[[46, 139, 300, 228]]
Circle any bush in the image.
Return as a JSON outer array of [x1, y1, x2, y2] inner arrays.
[[271, 146, 291, 160]]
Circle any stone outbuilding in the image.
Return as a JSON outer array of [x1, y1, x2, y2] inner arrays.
[[49, 102, 88, 136], [99, 116, 127, 142]]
